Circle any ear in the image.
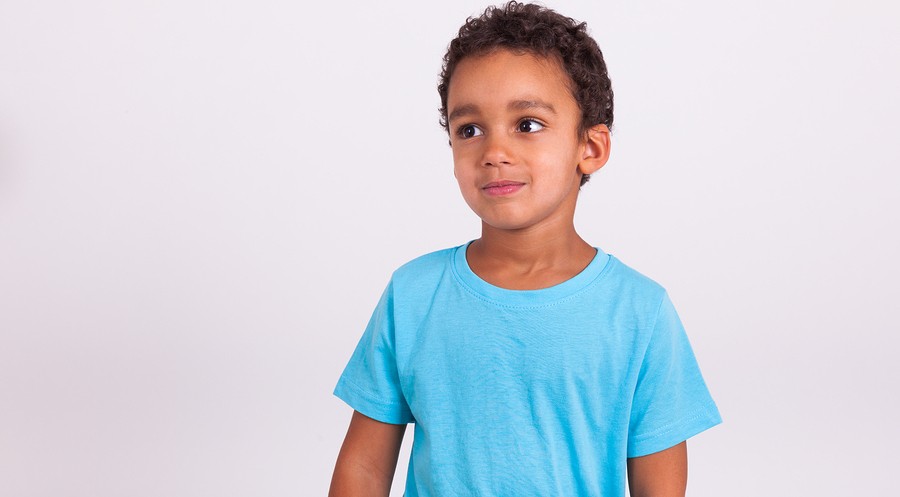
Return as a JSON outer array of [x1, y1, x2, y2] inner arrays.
[[578, 124, 611, 175]]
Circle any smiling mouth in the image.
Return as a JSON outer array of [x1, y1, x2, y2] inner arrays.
[[482, 181, 525, 196]]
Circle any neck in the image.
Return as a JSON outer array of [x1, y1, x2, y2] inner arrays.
[[466, 222, 596, 290], [475, 222, 590, 266]]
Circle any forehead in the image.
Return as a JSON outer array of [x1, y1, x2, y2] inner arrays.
[[446, 49, 578, 119]]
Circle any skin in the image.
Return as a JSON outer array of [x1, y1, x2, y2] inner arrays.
[[628, 442, 688, 497], [448, 50, 687, 494], [447, 50, 609, 290], [330, 48, 687, 495], [328, 411, 406, 497]]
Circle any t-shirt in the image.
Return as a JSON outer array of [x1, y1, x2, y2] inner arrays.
[[334, 242, 721, 496]]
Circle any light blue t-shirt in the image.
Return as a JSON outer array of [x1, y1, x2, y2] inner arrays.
[[335, 243, 721, 496]]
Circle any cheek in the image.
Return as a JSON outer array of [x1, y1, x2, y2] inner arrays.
[[452, 163, 466, 184], [451, 149, 474, 181]]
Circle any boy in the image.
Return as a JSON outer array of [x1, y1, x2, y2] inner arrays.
[[329, 2, 721, 496]]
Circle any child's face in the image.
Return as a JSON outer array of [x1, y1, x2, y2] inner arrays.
[[446, 49, 604, 232]]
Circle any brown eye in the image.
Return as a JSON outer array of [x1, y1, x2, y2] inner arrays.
[[517, 119, 544, 133], [459, 125, 483, 139]]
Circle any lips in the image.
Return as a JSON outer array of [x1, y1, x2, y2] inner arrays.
[[482, 180, 525, 196]]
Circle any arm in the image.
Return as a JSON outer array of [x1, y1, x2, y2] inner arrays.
[[329, 410, 407, 497], [626, 441, 687, 497]]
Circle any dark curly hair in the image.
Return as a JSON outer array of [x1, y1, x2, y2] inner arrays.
[[438, 1, 614, 186]]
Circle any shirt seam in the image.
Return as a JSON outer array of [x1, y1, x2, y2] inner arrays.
[[337, 375, 411, 416], [629, 405, 717, 443]]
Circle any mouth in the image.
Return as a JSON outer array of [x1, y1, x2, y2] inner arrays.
[[482, 180, 526, 196]]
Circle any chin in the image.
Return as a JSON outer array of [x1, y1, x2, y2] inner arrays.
[[481, 216, 535, 232], [472, 206, 529, 228]]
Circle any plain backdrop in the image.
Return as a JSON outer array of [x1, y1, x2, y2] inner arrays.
[[1, 0, 898, 495]]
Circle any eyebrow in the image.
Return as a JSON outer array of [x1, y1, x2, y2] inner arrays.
[[447, 99, 557, 123], [509, 99, 557, 115]]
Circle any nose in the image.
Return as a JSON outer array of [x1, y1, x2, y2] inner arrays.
[[481, 132, 513, 167]]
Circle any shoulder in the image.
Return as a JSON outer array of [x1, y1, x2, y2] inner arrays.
[[595, 254, 672, 323], [604, 255, 667, 299], [394, 246, 456, 275], [380, 245, 461, 321], [388, 245, 459, 292]]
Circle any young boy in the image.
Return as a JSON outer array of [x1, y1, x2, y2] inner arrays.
[[329, 2, 720, 496]]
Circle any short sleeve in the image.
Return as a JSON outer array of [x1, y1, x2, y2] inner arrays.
[[627, 292, 721, 457], [333, 281, 414, 425]]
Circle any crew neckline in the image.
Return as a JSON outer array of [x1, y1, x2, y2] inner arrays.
[[451, 240, 611, 307]]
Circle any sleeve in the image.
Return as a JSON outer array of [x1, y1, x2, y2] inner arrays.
[[627, 292, 722, 457], [333, 280, 414, 425]]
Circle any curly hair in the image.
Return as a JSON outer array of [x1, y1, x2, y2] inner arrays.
[[438, 2, 614, 186]]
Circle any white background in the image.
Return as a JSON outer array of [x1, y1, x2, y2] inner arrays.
[[1, 0, 898, 495]]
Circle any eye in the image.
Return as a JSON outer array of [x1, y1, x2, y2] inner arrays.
[[457, 124, 483, 139], [517, 119, 544, 133]]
